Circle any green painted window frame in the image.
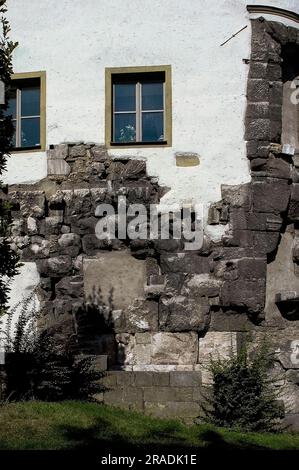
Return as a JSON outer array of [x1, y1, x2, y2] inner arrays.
[[105, 65, 172, 148], [10, 71, 46, 153]]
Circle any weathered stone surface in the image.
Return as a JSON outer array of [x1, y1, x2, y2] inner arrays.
[[151, 332, 198, 365], [55, 276, 83, 298], [198, 331, 237, 364], [70, 216, 97, 235], [245, 118, 271, 141], [47, 144, 68, 160], [246, 212, 282, 231], [283, 414, 299, 432], [48, 159, 71, 176], [58, 233, 81, 256], [37, 255, 72, 277], [152, 372, 170, 386], [82, 234, 110, 254], [83, 253, 146, 310], [53, 298, 73, 315], [39, 216, 63, 236], [220, 279, 266, 313], [169, 371, 201, 387], [250, 157, 290, 179], [90, 145, 109, 162], [19, 191, 45, 218], [22, 237, 50, 260], [159, 294, 209, 332], [221, 184, 251, 210], [160, 253, 210, 274], [247, 79, 269, 102], [286, 370, 299, 385], [124, 300, 158, 333], [289, 184, 299, 221], [210, 310, 254, 332], [252, 179, 290, 213], [183, 274, 221, 297], [253, 231, 280, 254], [69, 144, 87, 158]]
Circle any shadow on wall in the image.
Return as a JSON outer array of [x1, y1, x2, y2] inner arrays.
[[70, 286, 120, 368]]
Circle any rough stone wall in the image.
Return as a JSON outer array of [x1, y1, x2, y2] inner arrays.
[[98, 370, 203, 424], [3, 17, 299, 426]]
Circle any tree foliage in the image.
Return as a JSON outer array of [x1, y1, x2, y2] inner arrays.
[[0, 0, 20, 314], [201, 340, 284, 432], [1, 292, 105, 401]]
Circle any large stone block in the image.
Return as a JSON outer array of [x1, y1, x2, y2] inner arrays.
[[198, 331, 237, 364], [169, 371, 201, 387], [221, 184, 251, 210], [37, 255, 72, 277], [159, 294, 209, 332], [58, 233, 81, 256], [253, 231, 280, 254], [252, 178, 290, 214], [151, 332, 198, 365], [82, 234, 110, 254], [143, 386, 195, 403], [210, 310, 254, 332], [83, 252, 146, 310], [247, 79, 269, 102], [160, 253, 210, 274], [55, 276, 83, 299], [124, 299, 158, 333], [19, 191, 46, 218], [47, 159, 71, 176], [245, 118, 271, 141], [220, 278, 266, 313]]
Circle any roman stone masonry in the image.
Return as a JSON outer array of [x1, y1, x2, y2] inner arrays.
[[2, 17, 299, 425]]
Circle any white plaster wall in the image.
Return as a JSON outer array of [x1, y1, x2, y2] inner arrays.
[[0, 263, 40, 359], [3, 0, 299, 207], [2, 151, 47, 185]]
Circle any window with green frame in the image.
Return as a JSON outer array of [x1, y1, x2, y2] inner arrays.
[[4, 72, 46, 151]]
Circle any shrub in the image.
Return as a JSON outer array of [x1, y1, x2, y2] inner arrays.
[[201, 340, 284, 432], [1, 292, 105, 401], [0, 0, 20, 315]]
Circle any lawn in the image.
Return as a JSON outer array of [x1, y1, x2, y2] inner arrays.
[[0, 401, 298, 451]]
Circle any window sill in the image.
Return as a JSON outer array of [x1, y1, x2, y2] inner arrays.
[[110, 140, 170, 148], [10, 146, 44, 154]]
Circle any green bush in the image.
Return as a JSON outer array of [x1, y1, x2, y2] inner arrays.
[[1, 292, 105, 401], [201, 340, 284, 432]]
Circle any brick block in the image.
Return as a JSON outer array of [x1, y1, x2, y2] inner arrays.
[[169, 371, 201, 387], [152, 372, 170, 386], [134, 371, 153, 387]]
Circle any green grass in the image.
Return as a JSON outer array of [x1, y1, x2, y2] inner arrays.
[[0, 401, 298, 450]]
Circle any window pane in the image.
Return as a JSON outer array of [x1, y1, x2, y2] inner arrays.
[[114, 113, 136, 142], [114, 84, 136, 112], [21, 117, 40, 147], [21, 86, 40, 117], [142, 112, 164, 142], [4, 89, 16, 119], [12, 120, 16, 147], [142, 83, 163, 110]]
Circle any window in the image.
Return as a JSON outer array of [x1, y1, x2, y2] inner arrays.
[[105, 66, 172, 147], [4, 71, 46, 151]]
